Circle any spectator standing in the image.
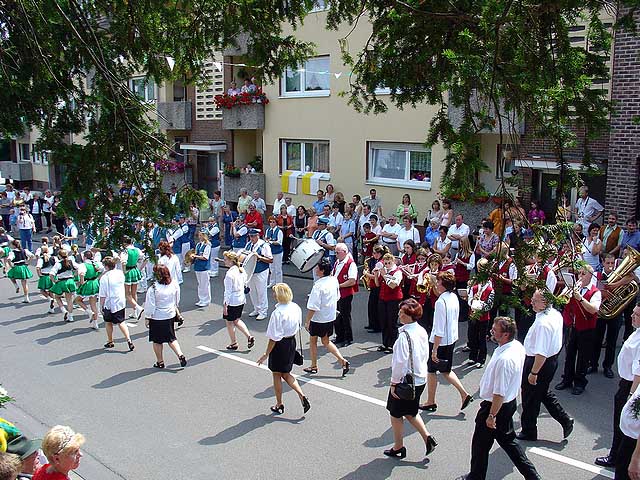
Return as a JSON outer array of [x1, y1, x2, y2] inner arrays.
[[227, 81, 240, 96], [284, 196, 296, 217], [423, 218, 440, 251], [362, 188, 383, 219], [324, 183, 336, 204], [582, 223, 603, 271], [251, 190, 266, 216], [380, 214, 401, 256], [237, 188, 252, 214], [395, 194, 417, 223], [293, 206, 308, 239], [306, 207, 319, 238], [28, 194, 43, 232], [16, 206, 36, 252], [333, 192, 346, 214], [528, 200, 546, 225], [222, 205, 238, 247], [621, 218, 640, 257], [244, 204, 264, 236], [440, 199, 454, 227], [42, 190, 55, 233], [447, 214, 470, 259], [574, 185, 604, 232], [425, 199, 444, 227], [312, 190, 327, 213], [396, 215, 420, 253], [432, 226, 452, 257], [475, 221, 499, 258], [276, 205, 294, 262], [209, 190, 225, 224], [32, 426, 84, 480], [600, 213, 624, 258], [272, 191, 286, 214], [0, 192, 11, 230]]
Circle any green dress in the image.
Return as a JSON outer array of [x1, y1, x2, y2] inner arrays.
[[124, 247, 143, 285], [50, 262, 77, 295], [7, 249, 33, 280], [77, 262, 101, 297]]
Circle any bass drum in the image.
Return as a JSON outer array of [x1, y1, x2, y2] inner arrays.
[[238, 250, 257, 282], [290, 240, 325, 273]]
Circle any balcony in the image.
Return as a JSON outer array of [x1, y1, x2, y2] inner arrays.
[[157, 102, 192, 130], [448, 92, 524, 135], [222, 103, 265, 130], [0, 161, 33, 181], [223, 32, 250, 57]]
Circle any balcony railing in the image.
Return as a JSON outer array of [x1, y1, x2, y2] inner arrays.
[[0, 161, 33, 181], [223, 32, 250, 57], [222, 103, 265, 130], [157, 102, 192, 130]]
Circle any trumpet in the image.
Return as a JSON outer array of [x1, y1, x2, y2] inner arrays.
[[360, 257, 372, 291]]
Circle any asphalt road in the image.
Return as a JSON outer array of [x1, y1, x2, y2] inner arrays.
[[0, 257, 621, 480]]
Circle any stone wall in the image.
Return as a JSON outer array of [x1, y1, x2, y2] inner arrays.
[[223, 173, 265, 204], [605, 8, 640, 220]]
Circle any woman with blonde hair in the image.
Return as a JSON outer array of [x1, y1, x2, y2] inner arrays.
[[33, 425, 85, 480], [257, 283, 310, 415], [223, 250, 254, 351]]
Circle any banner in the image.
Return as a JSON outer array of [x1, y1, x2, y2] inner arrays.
[[301, 172, 315, 195], [281, 170, 300, 194]]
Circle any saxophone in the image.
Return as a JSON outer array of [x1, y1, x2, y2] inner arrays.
[[360, 257, 371, 291], [600, 246, 640, 319]]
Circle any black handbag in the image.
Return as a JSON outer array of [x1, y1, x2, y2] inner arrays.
[[293, 321, 304, 365], [394, 331, 416, 401]]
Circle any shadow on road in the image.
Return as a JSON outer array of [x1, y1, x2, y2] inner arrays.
[[198, 413, 304, 445], [338, 456, 429, 479]]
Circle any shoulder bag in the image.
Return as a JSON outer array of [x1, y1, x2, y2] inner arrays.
[[394, 330, 415, 401]]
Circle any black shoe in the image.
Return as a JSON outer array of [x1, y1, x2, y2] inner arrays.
[[377, 345, 388, 352], [555, 381, 572, 391], [179, 355, 187, 367], [586, 366, 597, 374], [301, 396, 311, 413], [419, 403, 437, 412], [454, 475, 470, 480], [270, 404, 284, 415], [342, 360, 350, 377], [516, 431, 538, 441], [461, 345, 471, 352], [153, 361, 165, 369], [604, 367, 615, 378], [595, 455, 615, 467], [461, 394, 474, 410], [425, 435, 438, 455], [383, 446, 406, 459], [571, 386, 585, 395], [562, 418, 575, 439]]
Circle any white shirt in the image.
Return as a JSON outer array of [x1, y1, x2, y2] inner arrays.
[[396, 227, 421, 250], [37, 256, 58, 274], [6, 190, 15, 202], [447, 223, 470, 249], [31, 200, 40, 215], [42, 195, 54, 213], [168, 224, 187, 242], [479, 340, 526, 402], [524, 308, 564, 357], [381, 222, 401, 243], [63, 224, 78, 242], [158, 254, 183, 285], [358, 213, 372, 235], [99, 269, 126, 313], [49, 258, 80, 278], [251, 197, 267, 215], [430, 291, 459, 345], [313, 229, 336, 256], [273, 197, 286, 214], [224, 265, 247, 307], [618, 329, 640, 381], [17, 213, 35, 230], [144, 282, 179, 320], [575, 196, 604, 230], [286, 204, 296, 217], [435, 236, 452, 251], [391, 322, 430, 384], [246, 239, 273, 260], [329, 212, 344, 230], [620, 389, 640, 439], [266, 302, 302, 341], [582, 237, 602, 270], [307, 275, 339, 323], [499, 259, 518, 281], [332, 256, 358, 281]]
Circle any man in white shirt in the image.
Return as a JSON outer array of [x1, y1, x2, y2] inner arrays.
[[358, 204, 373, 237], [380, 215, 401, 256], [99, 256, 134, 350], [251, 190, 267, 216], [285, 196, 296, 217], [447, 214, 470, 258], [456, 317, 541, 480], [5, 184, 16, 203], [272, 191, 286, 215], [574, 185, 604, 232], [332, 243, 358, 347], [328, 203, 344, 233], [304, 258, 350, 376], [517, 289, 574, 441]]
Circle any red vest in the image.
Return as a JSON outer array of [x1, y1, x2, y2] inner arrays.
[[469, 281, 494, 322], [496, 258, 514, 295], [379, 267, 403, 302], [562, 284, 599, 331], [333, 258, 358, 299], [454, 254, 472, 284]]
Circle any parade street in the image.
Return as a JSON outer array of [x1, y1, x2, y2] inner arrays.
[[0, 258, 621, 480]]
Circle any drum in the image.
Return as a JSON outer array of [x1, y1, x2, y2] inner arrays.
[[290, 240, 325, 273], [238, 250, 257, 282]]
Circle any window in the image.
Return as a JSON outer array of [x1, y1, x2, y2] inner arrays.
[[281, 56, 330, 97], [32, 150, 39, 163], [368, 142, 432, 188], [310, 0, 327, 11], [282, 140, 330, 174], [130, 77, 156, 102], [19, 143, 30, 161]]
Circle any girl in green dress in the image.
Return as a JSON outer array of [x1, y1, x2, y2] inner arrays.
[[49, 249, 80, 322], [7, 239, 33, 303], [121, 237, 145, 320], [75, 250, 104, 330], [0, 227, 14, 276], [36, 246, 58, 313]]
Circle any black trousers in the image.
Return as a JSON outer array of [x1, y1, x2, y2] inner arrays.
[[615, 435, 637, 480], [520, 355, 571, 436], [1, 214, 9, 230], [515, 307, 535, 343], [33, 213, 42, 232], [456, 280, 469, 323], [469, 400, 540, 480], [610, 379, 634, 460], [43, 211, 52, 229], [367, 287, 380, 331], [592, 315, 622, 369], [468, 320, 489, 364], [562, 327, 595, 388], [53, 217, 65, 234], [283, 234, 291, 261], [335, 295, 354, 343], [378, 299, 400, 348], [623, 302, 636, 341]]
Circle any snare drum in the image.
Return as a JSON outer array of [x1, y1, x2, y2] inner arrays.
[[290, 240, 325, 273], [238, 250, 257, 282]]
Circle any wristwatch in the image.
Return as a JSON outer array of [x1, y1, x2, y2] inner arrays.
[[530, 372, 539, 376]]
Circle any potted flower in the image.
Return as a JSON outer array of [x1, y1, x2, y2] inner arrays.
[[223, 164, 241, 177]]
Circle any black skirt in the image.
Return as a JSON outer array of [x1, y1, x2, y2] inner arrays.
[[149, 318, 177, 344], [427, 342, 455, 373], [268, 336, 296, 373], [309, 320, 334, 338], [387, 383, 426, 418], [224, 304, 244, 321], [103, 308, 125, 325]]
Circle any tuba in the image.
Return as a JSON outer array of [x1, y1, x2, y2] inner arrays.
[[600, 246, 640, 319], [183, 249, 196, 266]]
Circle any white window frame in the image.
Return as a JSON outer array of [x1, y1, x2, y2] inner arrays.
[[129, 77, 156, 102], [367, 142, 432, 190], [281, 139, 331, 177], [281, 56, 331, 98]]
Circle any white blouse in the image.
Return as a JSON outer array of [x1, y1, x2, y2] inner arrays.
[[391, 322, 430, 385], [266, 302, 302, 342], [430, 291, 459, 345], [144, 282, 179, 320], [159, 254, 183, 285], [99, 269, 126, 313], [224, 265, 247, 307]]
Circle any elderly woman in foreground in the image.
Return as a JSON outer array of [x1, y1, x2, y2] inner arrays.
[[32, 425, 85, 480]]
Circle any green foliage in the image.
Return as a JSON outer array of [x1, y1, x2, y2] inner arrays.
[[249, 155, 263, 173]]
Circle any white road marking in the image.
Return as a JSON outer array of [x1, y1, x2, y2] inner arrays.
[[529, 448, 614, 479], [197, 345, 612, 478]]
